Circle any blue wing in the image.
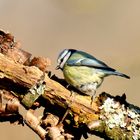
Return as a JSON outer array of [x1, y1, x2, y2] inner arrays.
[[66, 50, 130, 79], [67, 58, 116, 71], [67, 57, 130, 79]]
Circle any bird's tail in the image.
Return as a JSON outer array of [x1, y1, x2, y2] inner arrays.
[[113, 71, 130, 79]]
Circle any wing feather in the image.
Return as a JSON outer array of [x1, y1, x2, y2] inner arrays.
[[67, 58, 115, 71]]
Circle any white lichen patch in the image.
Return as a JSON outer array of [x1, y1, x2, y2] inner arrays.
[[99, 97, 140, 140]]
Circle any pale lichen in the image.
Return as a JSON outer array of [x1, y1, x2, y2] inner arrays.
[[99, 97, 140, 140]]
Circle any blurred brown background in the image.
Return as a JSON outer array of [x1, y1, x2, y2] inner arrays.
[[0, 0, 140, 140]]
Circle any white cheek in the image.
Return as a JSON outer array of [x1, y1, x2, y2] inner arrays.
[[60, 52, 71, 68], [60, 59, 66, 68]]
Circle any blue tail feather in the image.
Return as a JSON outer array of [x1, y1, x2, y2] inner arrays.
[[113, 71, 130, 79]]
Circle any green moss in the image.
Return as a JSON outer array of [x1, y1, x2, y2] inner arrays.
[[104, 126, 133, 140]]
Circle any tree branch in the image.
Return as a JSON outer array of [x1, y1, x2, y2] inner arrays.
[[0, 30, 139, 140]]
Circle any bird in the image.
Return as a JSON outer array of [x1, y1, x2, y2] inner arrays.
[[56, 49, 130, 105]]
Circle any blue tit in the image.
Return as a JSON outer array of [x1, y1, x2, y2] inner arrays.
[[56, 49, 130, 104]]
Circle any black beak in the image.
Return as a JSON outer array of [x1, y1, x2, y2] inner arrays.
[[55, 65, 60, 70]]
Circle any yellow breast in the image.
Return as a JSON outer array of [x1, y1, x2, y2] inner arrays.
[[63, 65, 105, 88]]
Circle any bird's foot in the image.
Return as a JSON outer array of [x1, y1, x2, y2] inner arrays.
[[90, 90, 96, 106]]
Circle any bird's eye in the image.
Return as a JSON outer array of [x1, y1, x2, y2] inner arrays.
[[59, 58, 64, 65], [57, 58, 63, 64]]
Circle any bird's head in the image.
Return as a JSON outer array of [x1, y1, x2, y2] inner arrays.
[[56, 49, 76, 70]]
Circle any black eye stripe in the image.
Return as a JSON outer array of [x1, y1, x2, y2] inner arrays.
[[60, 58, 64, 63]]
